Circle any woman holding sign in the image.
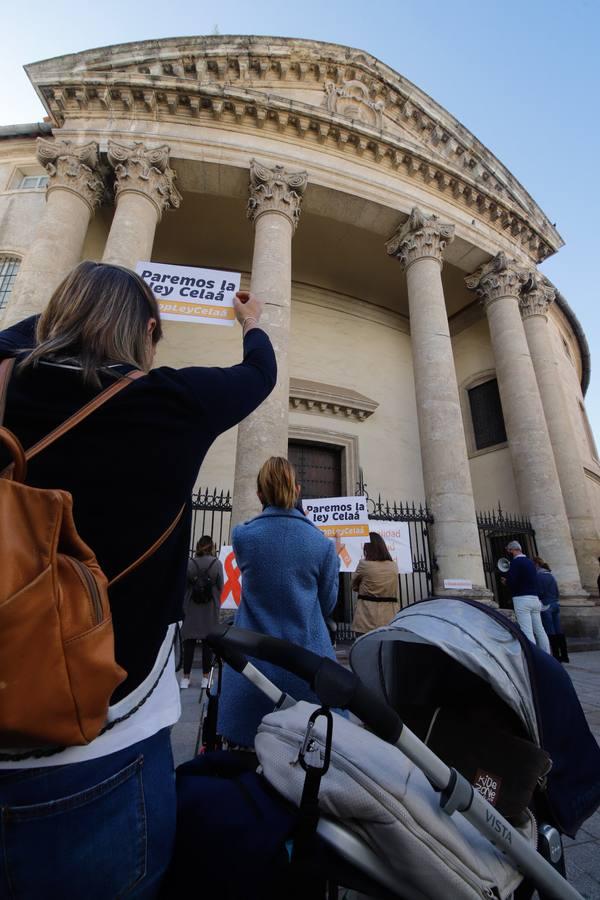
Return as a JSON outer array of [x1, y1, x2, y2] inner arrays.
[[351, 533, 401, 635], [218, 456, 339, 749], [0, 262, 275, 899]]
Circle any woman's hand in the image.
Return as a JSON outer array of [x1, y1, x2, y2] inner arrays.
[[234, 291, 264, 332]]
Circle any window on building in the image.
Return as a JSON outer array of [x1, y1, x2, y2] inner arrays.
[[0, 256, 21, 311], [468, 378, 507, 450], [288, 441, 342, 499], [17, 174, 48, 190]]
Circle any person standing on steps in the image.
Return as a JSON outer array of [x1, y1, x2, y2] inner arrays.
[[534, 556, 569, 663], [504, 541, 550, 653]]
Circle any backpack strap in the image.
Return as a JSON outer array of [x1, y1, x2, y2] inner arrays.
[[109, 503, 186, 588], [24, 369, 145, 463], [0, 357, 145, 464], [0, 357, 185, 584]]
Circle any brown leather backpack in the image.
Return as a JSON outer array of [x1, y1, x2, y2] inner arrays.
[[0, 358, 183, 752]]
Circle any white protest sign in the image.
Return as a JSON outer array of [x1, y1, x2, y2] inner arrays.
[[136, 261, 240, 326], [303, 496, 369, 573], [443, 579, 473, 591], [218, 545, 242, 609], [369, 520, 413, 574]]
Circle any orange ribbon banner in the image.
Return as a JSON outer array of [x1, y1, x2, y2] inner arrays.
[[220, 549, 242, 608]]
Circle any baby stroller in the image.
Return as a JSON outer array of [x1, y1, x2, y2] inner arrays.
[[169, 603, 596, 899], [349, 597, 600, 898]]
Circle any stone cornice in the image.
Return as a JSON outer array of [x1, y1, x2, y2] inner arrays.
[[25, 37, 562, 264], [386, 207, 454, 270], [107, 140, 181, 219], [248, 159, 307, 229], [36, 137, 104, 212], [289, 378, 378, 421]]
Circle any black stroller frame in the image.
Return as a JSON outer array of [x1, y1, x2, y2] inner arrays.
[[203, 624, 584, 900]]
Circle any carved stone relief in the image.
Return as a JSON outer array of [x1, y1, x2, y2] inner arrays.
[[323, 79, 384, 129]]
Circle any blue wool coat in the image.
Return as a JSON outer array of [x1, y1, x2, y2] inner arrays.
[[217, 507, 339, 746]]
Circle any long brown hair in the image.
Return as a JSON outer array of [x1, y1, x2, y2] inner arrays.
[[364, 532, 393, 562], [257, 457, 297, 509], [19, 261, 162, 385]]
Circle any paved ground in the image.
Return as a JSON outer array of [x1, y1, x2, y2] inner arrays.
[[559, 652, 600, 899], [170, 650, 600, 899]]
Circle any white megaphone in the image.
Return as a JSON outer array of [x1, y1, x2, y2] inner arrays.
[[497, 557, 510, 574]]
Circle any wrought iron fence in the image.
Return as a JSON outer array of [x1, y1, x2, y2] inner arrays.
[[190, 483, 435, 640], [190, 487, 232, 554], [477, 503, 538, 607], [334, 481, 435, 641]]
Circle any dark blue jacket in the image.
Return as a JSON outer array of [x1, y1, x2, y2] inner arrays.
[[506, 554, 539, 598], [536, 568, 560, 603], [0, 316, 276, 700]]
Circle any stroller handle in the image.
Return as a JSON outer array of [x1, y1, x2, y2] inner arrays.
[[205, 625, 403, 744]]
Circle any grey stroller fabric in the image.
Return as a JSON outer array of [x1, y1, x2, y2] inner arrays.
[[256, 701, 536, 900], [350, 599, 539, 742]]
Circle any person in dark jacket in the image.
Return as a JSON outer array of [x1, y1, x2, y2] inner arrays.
[[504, 540, 550, 653], [181, 535, 224, 689], [218, 457, 339, 748], [534, 556, 569, 662], [0, 261, 276, 899]]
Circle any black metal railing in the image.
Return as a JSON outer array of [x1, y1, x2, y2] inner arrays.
[[190, 487, 232, 554], [365, 493, 435, 605], [477, 503, 538, 606], [332, 478, 436, 641]]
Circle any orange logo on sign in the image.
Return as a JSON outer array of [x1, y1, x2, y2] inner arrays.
[[221, 550, 242, 607]]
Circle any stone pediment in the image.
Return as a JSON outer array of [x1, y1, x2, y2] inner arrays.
[[25, 36, 561, 262]]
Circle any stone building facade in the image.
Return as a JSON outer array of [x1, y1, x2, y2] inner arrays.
[[1, 36, 599, 631]]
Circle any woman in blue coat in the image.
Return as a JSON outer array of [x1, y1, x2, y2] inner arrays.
[[218, 457, 339, 747]]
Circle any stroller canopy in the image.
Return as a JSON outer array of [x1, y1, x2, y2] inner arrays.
[[350, 598, 600, 838], [351, 599, 539, 740]]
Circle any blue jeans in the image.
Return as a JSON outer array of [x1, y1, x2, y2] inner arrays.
[[541, 600, 561, 636], [0, 728, 175, 900]]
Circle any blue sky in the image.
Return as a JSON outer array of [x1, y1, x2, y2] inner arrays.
[[2, 0, 599, 440]]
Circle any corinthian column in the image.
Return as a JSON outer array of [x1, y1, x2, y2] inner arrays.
[[386, 208, 488, 596], [103, 142, 181, 268], [3, 139, 104, 325], [231, 160, 307, 526], [520, 273, 600, 591], [466, 254, 585, 598]]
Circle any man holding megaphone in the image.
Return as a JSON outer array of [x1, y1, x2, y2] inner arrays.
[[501, 541, 550, 652]]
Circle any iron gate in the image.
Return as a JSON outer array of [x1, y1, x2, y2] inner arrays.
[[190, 487, 232, 553], [477, 504, 538, 607], [190, 484, 434, 638], [333, 488, 435, 640]]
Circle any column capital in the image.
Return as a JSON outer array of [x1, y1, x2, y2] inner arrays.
[[385, 207, 455, 270], [247, 160, 307, 230], [36, 138, 104, 213], [519, 271, 555, 320], [107, 141, 182, 221], [465, 252, 526, 309]]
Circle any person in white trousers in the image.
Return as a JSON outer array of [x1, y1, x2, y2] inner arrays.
[[503, 541, 550, 653]]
